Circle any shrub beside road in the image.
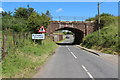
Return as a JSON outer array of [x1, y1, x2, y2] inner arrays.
[[81, 14, 119, 55]]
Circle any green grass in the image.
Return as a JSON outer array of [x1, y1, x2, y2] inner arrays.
[[2, 37, 58, 78], [81, 16, 120, 55], [0, 35, 2, 61], [0, 62, 1, 79]]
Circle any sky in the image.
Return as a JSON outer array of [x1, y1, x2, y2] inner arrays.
[[1, 2, 118, 21], [2, 0, 120, 2]]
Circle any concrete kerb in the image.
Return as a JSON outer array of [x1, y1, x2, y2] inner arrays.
[[76, 45, 100, 56], [76, 45, 118, 65]]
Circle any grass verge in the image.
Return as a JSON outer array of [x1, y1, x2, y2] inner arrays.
[[2, 38, 58, 78], [81, 16, 120, 55]]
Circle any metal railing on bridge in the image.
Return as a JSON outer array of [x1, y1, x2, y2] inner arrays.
[[50, 16, 95, 28], [51, 16, 92, 21]]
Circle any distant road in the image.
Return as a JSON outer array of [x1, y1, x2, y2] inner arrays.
[[34, 35, 118, 78]]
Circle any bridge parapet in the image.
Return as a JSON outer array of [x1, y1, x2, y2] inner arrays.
[[47, 21, 96, 36], [50, 21, 94, 23], [50, 21, 95, 29]]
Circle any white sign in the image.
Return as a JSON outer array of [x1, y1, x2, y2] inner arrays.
[[32, 34, 45, 39]]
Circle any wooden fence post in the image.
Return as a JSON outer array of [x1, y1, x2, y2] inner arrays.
[[2, 32, 7, 60]]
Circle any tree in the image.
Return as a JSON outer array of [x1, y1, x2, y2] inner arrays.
[[14, 7, 34, 19], [14, 7, 28, 18], [2, 11, 12, 16], [46, 10, 52, 18], [2, 15, 14, 30], [41, 12, 51, 28], [28, 11, 51, 33], [28, 12, 41, 33], [12, 18, 28, 32]]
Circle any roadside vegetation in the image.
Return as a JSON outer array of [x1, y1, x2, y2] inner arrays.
[[1, 5, 58, 77], [81, 13, 119, 55], [2, 37, 57, 78]]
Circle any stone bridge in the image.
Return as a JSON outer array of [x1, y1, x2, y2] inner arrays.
[[46, 21, 97, 44]]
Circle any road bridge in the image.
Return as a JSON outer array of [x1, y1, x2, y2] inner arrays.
[[47, 21, 97, 44]]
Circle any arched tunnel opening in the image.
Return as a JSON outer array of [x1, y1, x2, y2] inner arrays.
[[54, 27, 84, 45]]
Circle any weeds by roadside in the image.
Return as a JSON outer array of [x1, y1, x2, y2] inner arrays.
[[2, 38, 58, 78]]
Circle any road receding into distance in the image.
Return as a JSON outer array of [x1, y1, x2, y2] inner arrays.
[[33, 35, 118, 78]]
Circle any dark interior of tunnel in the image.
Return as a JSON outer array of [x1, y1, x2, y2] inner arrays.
[[56, 43, 74, 45], [56, 27, 84, 45]]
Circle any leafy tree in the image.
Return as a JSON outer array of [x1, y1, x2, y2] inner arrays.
[[2, 11, 12, 16], [2, 15, 28, 32], [41, 13, 51, 28], [14, 7, 28, 18], [2, 15, 14, 30], [14, 7, 34, 19], [12, 18, 28, 32], [46, 10, 52, 19], [2, 5, 51, 34], [28, 11, 51, 33], [28, 12, 42, 33]]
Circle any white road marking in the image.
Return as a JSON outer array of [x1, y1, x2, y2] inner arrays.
[[87, 72, 94, 79], [82, 65, 88, 72], [70, 52, 77, 59], [67, 48, 71, 51], [82, 65, 94, 79]]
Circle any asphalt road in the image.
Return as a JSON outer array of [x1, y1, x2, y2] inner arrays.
[[34, 35, 118, 78]]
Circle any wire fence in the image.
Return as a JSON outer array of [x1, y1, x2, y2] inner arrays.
[[1, 30, 32, 60], [51, 16, 92, 21]]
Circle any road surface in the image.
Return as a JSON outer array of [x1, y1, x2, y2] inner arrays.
[[34, 35, 118, 78]]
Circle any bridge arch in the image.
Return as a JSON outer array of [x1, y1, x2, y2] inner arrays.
[[55, 27, 84, 44], [46, 21, 96, 45]]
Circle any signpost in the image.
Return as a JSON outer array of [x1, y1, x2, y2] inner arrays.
[[32, 26, 46, 40], [32, 34, 45, 39], [38, 26, 46, 33]]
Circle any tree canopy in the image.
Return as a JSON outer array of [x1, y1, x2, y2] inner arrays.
[[2, 5, 51, 33]]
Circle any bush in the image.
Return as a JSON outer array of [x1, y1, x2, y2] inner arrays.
[[86, 13, 115, 29], [81, 15, 119, 54]]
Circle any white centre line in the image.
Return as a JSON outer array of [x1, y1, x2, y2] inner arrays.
[[87, 72, 94, 79], [82, 65, 88, 72], [67, 48, 71, 51], [70, 52, 77, 59], [82, 65, 94, 79]]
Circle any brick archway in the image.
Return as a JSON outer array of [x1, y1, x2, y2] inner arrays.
[[56, 27, 84, 44], [47, 21, 96, 44]]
